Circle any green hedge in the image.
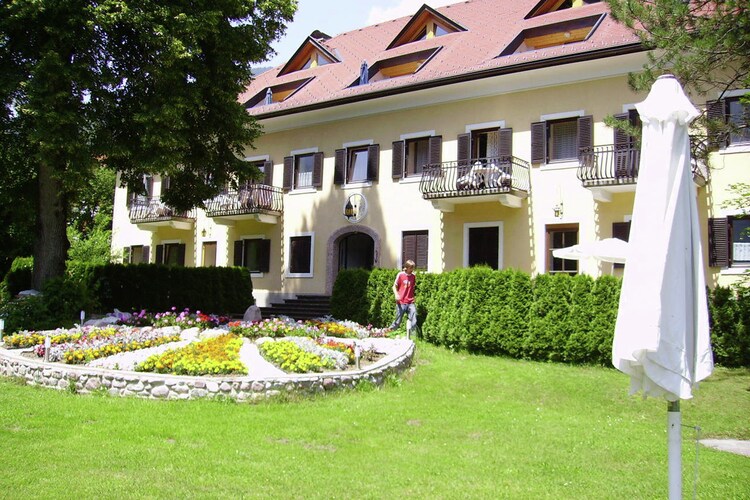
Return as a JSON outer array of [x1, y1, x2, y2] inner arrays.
[[84, 264, 253, 314], [332, 267, 749, 367], [708, 285, 750, 367], [1, 263, 254, 333]]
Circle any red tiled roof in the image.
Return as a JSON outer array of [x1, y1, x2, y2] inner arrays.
[[240, 0, 641, 117]]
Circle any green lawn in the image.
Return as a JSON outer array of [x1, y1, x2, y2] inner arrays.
[[1, 342, 748, 499]]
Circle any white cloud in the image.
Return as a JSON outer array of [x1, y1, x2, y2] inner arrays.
[[366, 0, 459, 25]]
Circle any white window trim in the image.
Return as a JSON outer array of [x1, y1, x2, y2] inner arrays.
[[400, 130, 435, 140], [341, 140, 374, 187], [463, 221, 504, 269], [716, 90, 750, 152], [290, 147, 318, 156], [240, 234, 267, 278], [289, 148, 319, 192], [718, 89, 749, 99], [465, 120, 505, 133], [160, 239, 182, 245], [244, 154, 270, 162], [621, 104, 637, 113], [342, 139, 373, 148], [286, 232, 315, 278], [540, 110, 584, 122], [538, 110, 586, 169]]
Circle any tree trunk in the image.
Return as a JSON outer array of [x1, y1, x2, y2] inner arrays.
[[32, 161, 68, 290]]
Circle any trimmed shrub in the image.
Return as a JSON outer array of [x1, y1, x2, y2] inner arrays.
[[709, 285, 750, 367], [331, 268, 371, 325], [3, 256, 33, 297]]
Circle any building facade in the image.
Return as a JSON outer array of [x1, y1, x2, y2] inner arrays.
[[111, 0, 750, 307]]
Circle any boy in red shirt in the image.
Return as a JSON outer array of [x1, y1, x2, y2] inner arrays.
[[390, 260, 416, 338]]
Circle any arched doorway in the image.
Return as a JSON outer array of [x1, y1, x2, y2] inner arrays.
[[338, 232, 374, 270], [326, 225, 381, 295]]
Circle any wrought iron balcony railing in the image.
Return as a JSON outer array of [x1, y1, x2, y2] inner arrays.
[[419, 156, 531, 200], [204, 184, 283, 218], [578, 144, 707, 186], [128, 196, 196, 224], [577, 145, 640, 185]]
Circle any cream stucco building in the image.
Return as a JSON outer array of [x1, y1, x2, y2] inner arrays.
[[111, 0, 750, 308]]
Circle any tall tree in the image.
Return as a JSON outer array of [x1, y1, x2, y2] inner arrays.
[[0, 0, 296, 289], [605, 0, 750, 158]]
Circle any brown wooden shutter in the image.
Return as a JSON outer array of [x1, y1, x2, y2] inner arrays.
[[367, 144, 380, 181], [499, 128, 513, 157], [392, 140, 404, 179], [402, 233, 416, 267], [155, 244, 164, 265], [282, 156, 293, 191], [233, 240, 244, 266], [457, 133, 471, 165], [259, 239, 271, 273], [530, 122, 546, 163], [577, 115, 593, 154], [122, 247, 131, 264], [177, 244, 186, 267], [142, 245, 150, 264], [263, 160, 274, 186], [428, 135, 442, 165], [706, 99, 727, 150], [416, 232, 428, 270], [613, 113, 630, 147], [708, 217, 728, 267], [312, 152, 323, 187], [334, 149, 346, 185]]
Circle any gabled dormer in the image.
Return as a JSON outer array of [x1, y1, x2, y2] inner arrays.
[[352, 48, 442, 87], [244, 78, 314, 108], [526, 0, 601, 19], [277, 31, 340, 77], [386, 4, 466, 50], [498, 14, 604, 56]]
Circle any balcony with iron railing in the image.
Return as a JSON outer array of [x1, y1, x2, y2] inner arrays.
[[419, 156, 531, 211], [128, 195, 196, 229], [577, 145, 707, 202], [204, 184, 283, 224]]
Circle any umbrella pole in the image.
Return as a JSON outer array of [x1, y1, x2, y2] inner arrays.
[[668, 400, 682, 500]]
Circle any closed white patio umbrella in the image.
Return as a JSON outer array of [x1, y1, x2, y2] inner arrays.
[[611, 75, 713, 500]]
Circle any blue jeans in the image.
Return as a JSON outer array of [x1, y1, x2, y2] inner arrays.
[[391, 303, 416, 331]]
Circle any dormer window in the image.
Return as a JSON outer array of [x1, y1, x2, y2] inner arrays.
[[526, 0, 601, 19], [278, 33, 340, 77], [387, 5, 466, 50], [498, 14, 604, 56], [244, 78, 314, 108], [353, 48, 441, 86]]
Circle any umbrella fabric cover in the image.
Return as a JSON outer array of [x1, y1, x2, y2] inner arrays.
[[552, 238, 629, 264], [612, 75, 713, 401]]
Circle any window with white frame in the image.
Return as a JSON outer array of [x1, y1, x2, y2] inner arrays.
[[334, 143, 380, 185], [463, 222, 503, 270], [287, 233, 314, 277], [283, 151, 323, 191], [709, 216, 750, 268], [531, 113, 592, 164]]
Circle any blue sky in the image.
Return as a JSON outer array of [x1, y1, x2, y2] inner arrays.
[[264, 0, 457, 67]]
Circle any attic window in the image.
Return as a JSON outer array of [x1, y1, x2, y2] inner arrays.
[[526, 0, 601, 19], [277, 34, 339, 76], [498, 14, 604, 56], [353, 48, 441, 86], [387, 5, 466, 50], [244, 78, 314, 108]]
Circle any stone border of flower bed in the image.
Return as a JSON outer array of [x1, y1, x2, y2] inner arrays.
[[0, 339, 415, 402]]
